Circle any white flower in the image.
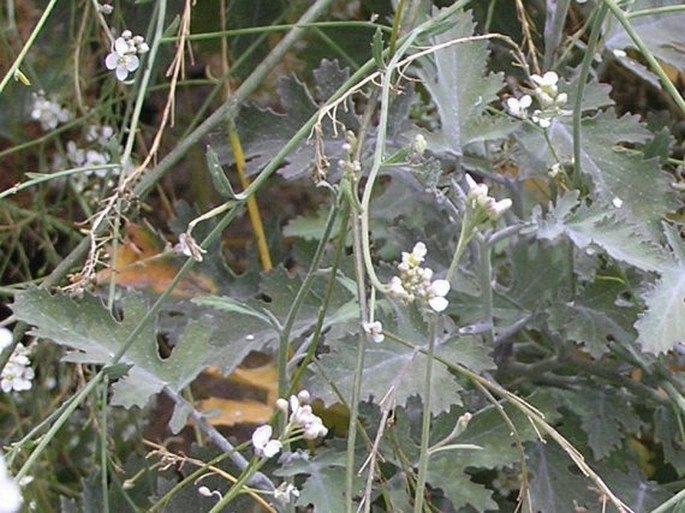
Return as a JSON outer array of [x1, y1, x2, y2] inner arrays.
[[174, 232, 206, 262], [0, 453, 22, 513], [30, 93, 72, 131], [505, 94, 532, 118], [284, 392, 329, 440], [531, 71, 559, 93], [105, 37, 140, 81], [252, 425, 282, 458], [86, 124, 114, 146], [612, 197, 623, 208], [84, 149, 111, 177], [362, 321, 384, 343], [96, 2, 113, 14], [465, 174, 489, 206], [413, 133, 427, 156], [531, 110, 552, 128], [66, 141, 86, 166], [427, 279, 450, 312], [0, 327, 12, 351], [1, 344, 34, 393], [489, 198, 513, 219], [274, 482, 300, 504]]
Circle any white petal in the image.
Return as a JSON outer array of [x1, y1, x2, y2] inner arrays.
[[412, 242, 427, 259], [428, 296, 449, 312], [263, 440, 283, 458], [114, 37, 128, 55], [251, 425, 272, 450], [0, 327, 12, 350], [126, 55, 139, 72], [542, 71, 559, 85], [105, 52, 119, 70], [430, 279, 450, 297], [115, 66, 129, 81], [520, 94, 533, 108], [465, 173, 478, 191]]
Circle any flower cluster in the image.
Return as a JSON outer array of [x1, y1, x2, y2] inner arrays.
[[105, 30, 149, 82], [30, 92, 73, 131], [464, 174, 513, 221], [0, 453, 21, 513], [362, 320, 384, 343], [1, 342, 34, 393], [505, 71, 569, 128], [388, 242, 450, 313], [251, 390, 328, 460]]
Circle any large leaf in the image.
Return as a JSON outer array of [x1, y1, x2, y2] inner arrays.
[[549, 277, 639, 357], [634, 224, 685, 353], [12, 289, 213, 409], [526, 441, 604, 512], [220, 59, 359, 181], [559, 389, 644, 460], [415, 9, 506, 155], [517, 109, 677, 231], [426, 391, 561, 512], [195, 265, 356, 375], [605, 0, 685, 72], [275, 448, 362, 513], [534, 191, 669, 273], [309, 307, 495, 415]]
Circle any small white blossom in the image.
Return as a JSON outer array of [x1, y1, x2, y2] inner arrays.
[[464, 174, 512, 220], [86, 124, 114, 146], [282, 392, 328, 440], [174, 232, 206, 262], [105, 37, 140, 81], [0, 453, 22, 513], [389, 242, 450, 312], [362, 321, 384, 343], [612, 197, 623, 208], [0, 327, 12, 351], [531, 110, 552, 128], [1, 343, 34, 393], [505, 94, 532, 118], [96, 2, 113, 14], [252, 425, 282, 458], [413, 133, 427, 156], [274, 482, 300, 504], [30, 92, 72, 131], [427, 279, 450, 313], [66, 141, 86, 166]]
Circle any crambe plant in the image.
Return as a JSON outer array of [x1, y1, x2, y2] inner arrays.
[[2, 1, 685, 512]]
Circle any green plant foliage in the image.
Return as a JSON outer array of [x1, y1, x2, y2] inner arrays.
[[605, 0, 685, 72], [309, 307, 495, 415], [12, 289, 214, 409], [275, 448, 362, 513], [228, 59, 359, 180], [415, 9, 508, 155]]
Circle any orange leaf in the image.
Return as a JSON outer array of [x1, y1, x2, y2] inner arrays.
[[198, 397, 274, 427], [96, 223, 218, 298]]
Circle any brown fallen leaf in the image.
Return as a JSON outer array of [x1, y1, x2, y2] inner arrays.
[[96, 222, 218, 298]]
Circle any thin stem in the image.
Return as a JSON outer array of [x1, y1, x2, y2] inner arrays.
[[572, 2, 608, 188], [346, 202, 370, 513], [413, 318, 437, 513], [15, 206, 240, 480], [477, 235, 495, 346], [100, 377, 110, 513], [162, 386, 274, 492], [279, 188, 341, 398], [446, 211, 474, 283], [602, 0, 685, 115], [0, 0, 59, 94]]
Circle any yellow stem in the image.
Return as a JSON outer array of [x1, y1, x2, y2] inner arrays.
[[221, 0, 273, 271]]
